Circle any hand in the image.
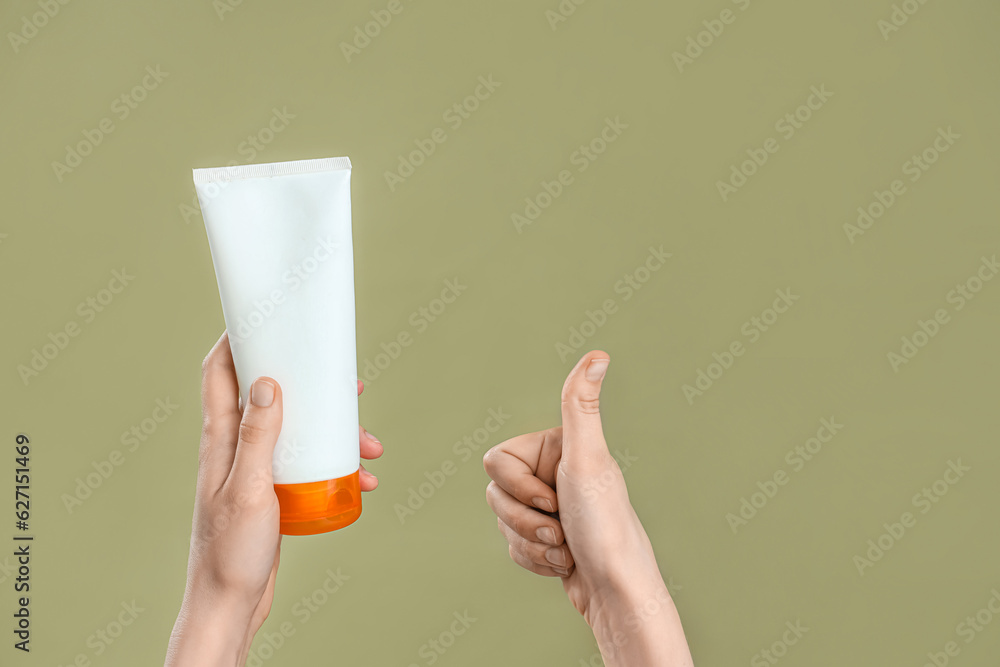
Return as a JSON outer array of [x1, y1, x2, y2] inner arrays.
[[483, 351, 693, 666], [165, 332, 384, 667]]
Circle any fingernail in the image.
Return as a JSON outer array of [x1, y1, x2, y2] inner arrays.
[[545, 548, 567, 567], [250, 378, 275, 407], [532, 497, 554, 512], [585, 359, 609, 382], [552, 567, 570, 577], [367, 432, 382, 446], [536, 527, 557, 546]]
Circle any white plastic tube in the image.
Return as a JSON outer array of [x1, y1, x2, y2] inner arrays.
[[193, 156, 361, 535]]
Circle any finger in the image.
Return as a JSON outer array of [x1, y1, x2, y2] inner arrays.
[[226, 377, 283, 491], [486, 481, 564, 547], [483, 428, 562, 513], [201, 333, 241, 434], [509, 546, 573, 578], [500, 521, 574, 577], [360, 464, 378, 491], [199, 332, 242, 490], [360, 426, 383, 460], [560, 351, 611, 462], [357, 382, 380, 487], [498, 519, 574, 571]]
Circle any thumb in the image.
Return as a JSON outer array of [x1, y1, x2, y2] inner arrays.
[[228, 377, 283, 490], [560, 351, 611, 460]]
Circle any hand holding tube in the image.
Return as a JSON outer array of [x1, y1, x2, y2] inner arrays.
[[165, 332, 383, 666], [483, 351, 694, 667]]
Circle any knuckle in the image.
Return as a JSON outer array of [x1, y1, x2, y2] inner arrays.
[[238, 420, 267, 445], [573, 396, 601, 414], [244, 492, 275, 514], [507, 511, 523, 537], [201, 416, 225, 441], [482, 446, 501, 475], [485, 481, 501, 507], [244, 469, 273, 493], [227, 483, 272, 513]]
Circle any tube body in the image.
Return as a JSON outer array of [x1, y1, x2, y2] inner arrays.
[[194, 157, 360, 535]]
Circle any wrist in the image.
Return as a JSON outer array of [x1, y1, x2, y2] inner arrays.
[[584, 537, 668, 622], [585, 574, 675, 657], [166, 593, 256, 667], [588, 570, 671, 625]]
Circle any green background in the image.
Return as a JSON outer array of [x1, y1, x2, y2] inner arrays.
[[3, 0, 1000, 664]]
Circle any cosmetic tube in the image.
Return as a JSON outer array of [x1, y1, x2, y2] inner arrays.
[[194, 156, 360, 535]]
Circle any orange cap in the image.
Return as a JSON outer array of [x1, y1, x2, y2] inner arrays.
[[274, 470, 362, 536]]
